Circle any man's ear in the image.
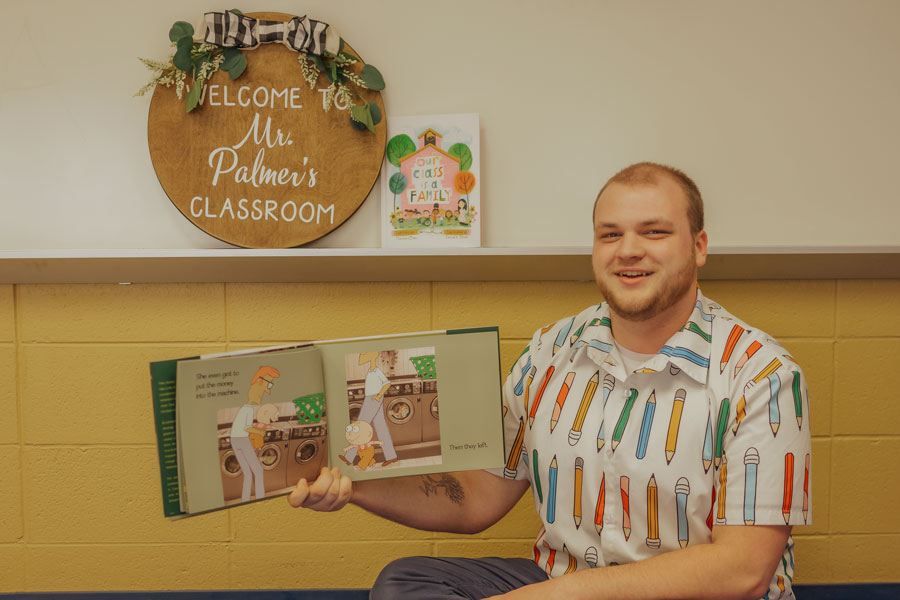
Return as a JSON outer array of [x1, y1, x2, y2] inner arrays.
[[695, 230, 708, 268]]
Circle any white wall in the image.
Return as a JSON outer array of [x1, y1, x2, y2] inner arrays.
[[1, 0, 897, 250]]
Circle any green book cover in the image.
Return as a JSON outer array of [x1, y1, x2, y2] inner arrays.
[[152, 328, 504, 518]]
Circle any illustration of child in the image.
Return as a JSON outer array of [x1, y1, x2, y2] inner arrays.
[[342, 421, 384, 471], [248, 403, 280, 449]]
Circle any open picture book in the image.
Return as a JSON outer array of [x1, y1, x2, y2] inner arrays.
[[150, 327, 505, 518]]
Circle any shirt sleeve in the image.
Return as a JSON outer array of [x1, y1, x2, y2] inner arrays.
[[485, 339, 534, 481], [720, 356, 812, 527]]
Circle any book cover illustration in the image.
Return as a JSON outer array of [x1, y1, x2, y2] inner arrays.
[[380, 113, 480, 248], [340, 347, 441, 472]]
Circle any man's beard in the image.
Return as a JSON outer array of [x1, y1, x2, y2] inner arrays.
[[598, 252, 698, 322]]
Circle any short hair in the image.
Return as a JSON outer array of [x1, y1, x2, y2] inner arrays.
[[358, 351, 379, 365], [595, 162, 704, 236], [251, 365, 280, 385]]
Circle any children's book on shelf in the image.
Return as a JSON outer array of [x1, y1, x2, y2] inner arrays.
[[150, 327, 503, 518], [380, 113, 481, 248]]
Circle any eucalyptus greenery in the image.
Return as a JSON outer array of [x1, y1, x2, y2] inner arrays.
[[136, 9, 385, 132]]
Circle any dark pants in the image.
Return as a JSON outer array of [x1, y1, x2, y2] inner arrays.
[[370, 556, 549, 599]]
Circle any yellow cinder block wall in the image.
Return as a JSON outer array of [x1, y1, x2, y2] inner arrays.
[[2, 279, 899, 592]]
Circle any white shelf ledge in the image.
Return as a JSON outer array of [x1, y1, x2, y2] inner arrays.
[[0, 246, 898, 284]]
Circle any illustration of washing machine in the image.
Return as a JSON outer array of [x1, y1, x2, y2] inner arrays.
[[220, 427, 289, 502], [287, 421, 328, 486], [421, 379, 440, 443], [219, 432, 242, 501]]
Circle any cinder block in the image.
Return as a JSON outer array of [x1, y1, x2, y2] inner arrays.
[[0, 447, 22, 543], [17, 284, 226, 343], [231, 497, 433, 542], [0, 345, 18, 444], [226, 283, 431, 341], [791, 535, 831, 583], [837, 280, 900, 338], [433, 282, 602, 339], [699, 281, 835, 338], [0, 544, 25, 592], [0, 285, 13, 342], [22, 447, 228, 543], [780, 340, 833, 437], [227, 541, 433, 589], [805, 439, 830, 536], [834, 339, 900, 435], [433, 539, 533, 560], [830, 534, 900, 582], [25, 543, 229, 591], [830, 438, 900, 533], [21, 344, 225, 445]]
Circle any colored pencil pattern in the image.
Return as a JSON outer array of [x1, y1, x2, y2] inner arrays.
[[547, 455, 559, 523], [635, 390, 656, 459], [550, 372, 576, 432], [675, 477, 691, 548], [666, 389, 686, 464], [573, 457, 584, 528], [498, 293, 810, 590], [569, 371, 599, 445], [612, 388, 638, 452], [646, 474, 660, 548]]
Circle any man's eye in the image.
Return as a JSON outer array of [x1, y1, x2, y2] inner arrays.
[[598, 232, 619, 239]]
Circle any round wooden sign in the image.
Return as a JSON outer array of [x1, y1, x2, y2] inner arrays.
[[148, 12, 386, 248]]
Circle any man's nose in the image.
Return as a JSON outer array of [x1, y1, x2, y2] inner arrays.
[[616, 232, 645, 260]]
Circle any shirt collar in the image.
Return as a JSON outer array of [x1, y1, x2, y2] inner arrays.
[[583, 290, 714, 385]]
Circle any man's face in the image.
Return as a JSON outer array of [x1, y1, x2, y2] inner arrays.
[[248, 376, 274, 404], [591, 179, 707, 322]]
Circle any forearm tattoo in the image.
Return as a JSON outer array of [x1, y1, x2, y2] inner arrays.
[[418, 474, 465, 505]]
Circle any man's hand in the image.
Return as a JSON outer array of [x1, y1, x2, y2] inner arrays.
[[287, 466, 352, 512]]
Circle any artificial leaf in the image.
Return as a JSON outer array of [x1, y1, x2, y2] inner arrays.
[[330, 61, 338, 83], [221, 48, 242, 72], [386, 134, 416, 167], [360, 64, 385, 91], [350, 105, 375, 133], [228, 8, 243, 15], [169, 21, 194, 43], [185, 84, 202, 113], [311, 54, 327, 72], [228, 53, 247, 79], [448, 143, 473, 171], [349, 114, 367, 131], [368, 101, 382, 126], [173, 37, 194, 72], [339, 38, 345, 54]]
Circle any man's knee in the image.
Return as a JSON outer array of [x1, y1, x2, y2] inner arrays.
[[370, 556, 434, 600]]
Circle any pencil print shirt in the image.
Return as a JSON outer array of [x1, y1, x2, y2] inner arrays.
[[497, 290, 811, 599]]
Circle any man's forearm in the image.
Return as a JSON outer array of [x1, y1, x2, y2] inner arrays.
[[352, 470, 528, 534]]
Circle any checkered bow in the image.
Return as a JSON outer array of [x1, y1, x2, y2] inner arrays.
[[202, 11, 334, 55]]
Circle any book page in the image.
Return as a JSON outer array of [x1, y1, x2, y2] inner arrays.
[[317, 328, 504, 480], [176, 346, 325, 514]]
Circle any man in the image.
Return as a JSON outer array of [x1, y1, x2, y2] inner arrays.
[[341, 351, 399, 468], [288, 163, 812, 600], [231, 365, 279, 502]]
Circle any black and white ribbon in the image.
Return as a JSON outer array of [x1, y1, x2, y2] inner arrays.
[[202, 11, 336, 56]]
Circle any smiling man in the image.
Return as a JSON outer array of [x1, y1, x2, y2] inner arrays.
[[288, 162, 812, 600]]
